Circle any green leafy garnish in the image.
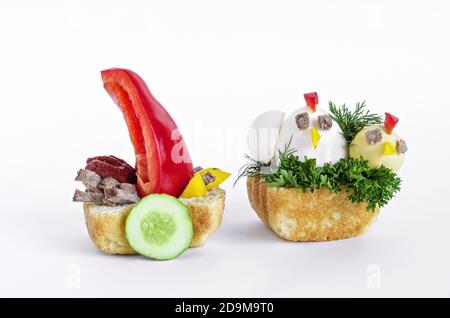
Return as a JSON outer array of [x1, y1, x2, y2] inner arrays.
[[234, 154, 269, 186], [234, 138, 295, 186], [236, 148, 401, 212], [329, 101, 383, 144]]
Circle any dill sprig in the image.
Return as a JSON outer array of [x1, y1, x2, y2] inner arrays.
[[233, 154, 269, 186], [328, 101, 383, 144], [234, 137, 295, 186]]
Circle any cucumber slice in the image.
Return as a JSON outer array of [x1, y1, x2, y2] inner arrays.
[[125, 194, 194, 260]]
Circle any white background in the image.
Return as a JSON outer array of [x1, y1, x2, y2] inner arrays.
[[1, 0, 449, 297]]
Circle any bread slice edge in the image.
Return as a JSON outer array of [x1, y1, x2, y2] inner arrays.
[[82, 188, 226, 254]]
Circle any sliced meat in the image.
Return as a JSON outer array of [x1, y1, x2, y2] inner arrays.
[[74, 156, 140, 206], [107, 191, 139, 205], [86, 189, 104, 203], [73, 189, 103, 204], [193, 166, 203, 174], [120, 183, 139, 196], [85, 155, 137, 184], [75, 169, 101, 191], [86, 155, 128, 166], [397, 139, 408, 154], [73, 189, 93, 202], [201, 172, 215, 185], [99, 177, 120, 189], [295, 112, 309, 130], [365, 128, 382, 144], [100, 177, 120, 200], [106, 185, 140, 205], [318, 114, 332, 130]]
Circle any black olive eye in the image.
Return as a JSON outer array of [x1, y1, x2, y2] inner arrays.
[[318, 114, 332, 130], [295, 112, 309, 130]]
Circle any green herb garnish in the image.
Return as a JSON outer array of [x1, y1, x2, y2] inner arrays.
[[234, 139, 295, 186], [328, 101, 383, 144], [234, 154, 269, 186], [236, 148, 401, 212]]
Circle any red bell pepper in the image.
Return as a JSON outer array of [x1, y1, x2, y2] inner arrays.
[[304, 92, 318, 112], [101, 68, 193, 197], [384, 112, 399, 134]]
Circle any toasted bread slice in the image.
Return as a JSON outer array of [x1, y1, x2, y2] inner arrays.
[[83, 203, 137, 254], [179, 187, 226, 247], [247, 176, 379, 241], [83, 188, 226, 254]]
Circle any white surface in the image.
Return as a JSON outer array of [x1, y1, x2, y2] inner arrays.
[[1, 0, 449, 297]]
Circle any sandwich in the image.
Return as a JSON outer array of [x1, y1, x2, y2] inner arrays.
[[73, 68, 230, 260], [238, 92, 406, 241]]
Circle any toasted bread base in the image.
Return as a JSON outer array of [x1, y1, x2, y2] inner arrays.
[[247, 176, 379, 241], [179, 188, 226, 247], [83, 188, 226, 255], [83, 203, 137, 254]]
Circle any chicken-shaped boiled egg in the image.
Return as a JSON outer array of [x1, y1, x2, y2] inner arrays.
[[277, 92, 347, 166], [248, 110, 285, 163], [349, 113, 407, 172]]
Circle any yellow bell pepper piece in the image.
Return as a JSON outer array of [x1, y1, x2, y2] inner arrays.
[[179, 167, 231, 198], [383, 141, 396, 156], [179, 173, 207, 198], [311, 127, 321, 150], [198, 168, 231, 190]]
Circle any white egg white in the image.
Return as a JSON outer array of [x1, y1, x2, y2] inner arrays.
[[248, 110, 285, 163], [277, 107, 347, 166]]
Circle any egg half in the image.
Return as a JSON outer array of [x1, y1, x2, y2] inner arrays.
[[277, 107, 347, 166], [349, 125, 405, 172], [248, 110, 285, 163]]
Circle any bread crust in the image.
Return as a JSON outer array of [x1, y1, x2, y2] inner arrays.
[[180, 188, 226, 247], [247, 176, 379, 241], [83, 188, 226, 254], [83, 203, 137, 254]]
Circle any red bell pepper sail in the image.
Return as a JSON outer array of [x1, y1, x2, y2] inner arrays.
[[304, 92, 318, 112], [101, 68, 193, 197], [384, 112, 399, 134]]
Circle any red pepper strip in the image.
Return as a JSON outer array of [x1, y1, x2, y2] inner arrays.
[[384, 112, 399, 134], [101, 68, 193, 197], [304, 92, 318, 112]]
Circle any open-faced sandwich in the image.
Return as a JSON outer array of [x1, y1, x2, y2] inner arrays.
[[237, 92, 406, 241], [73, 68, 230, 260]]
